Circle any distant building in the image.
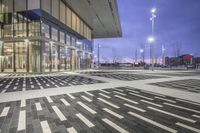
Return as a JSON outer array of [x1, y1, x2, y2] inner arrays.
[[165, 54, 200, 66]]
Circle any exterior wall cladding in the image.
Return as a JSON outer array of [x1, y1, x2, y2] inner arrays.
[[0, 0, 93, 73]]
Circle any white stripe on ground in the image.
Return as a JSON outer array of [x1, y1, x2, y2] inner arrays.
[[17, 110, 26, 131], [99, 93, 111, 99], [52, 106, 66, 121], [98, 98, 120, 109], [128, 111, 177, 133], [40, 120, 52, 133], [175, 98, 200, 106], [67, 94, 75, 99], [85, 91, 94, 96], [21, 99, 26, 107], [103, 108, 124, 119], [192, 114, 200, 119], [35, 102, 42, 111], [148, 106, 196, 123], [67, 127, 78, 133], [76, 113, 95, 128], [154, 97, 176, 103], [113, 91, 126, 96], [140, 100, 163, 107], [124, 103, 146, 112], [126, 89, 139, 94], [46, 96, 53, 103], [141, 90, 166, 97], [81, 95, 92, 102], [77, 101, 97, 114], [0, 107, 10, 117], [176, 122, 200, 133], [99, 89, 110, 94], [114, 95, 138, 104], [129, 93, 153, 101], [102, 118, 129, 133], [163, 102, 200, 114], [60, 98, 70, 106], [113, 88, 124, 92]]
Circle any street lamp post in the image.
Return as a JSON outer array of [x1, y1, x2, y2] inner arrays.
[[97, 44, 100, 68], [140, 48, 144, 63], [148, 36, 155, 71], [150, 8, 156, 71], [162, 45, 166, 65]]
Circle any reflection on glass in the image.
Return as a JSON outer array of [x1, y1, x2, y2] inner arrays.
[[3, 43, 13, 72], [60, 46, 66, 71], [44, 42, 50, 72], [29, 41, 40, 72], [15, 42, 27, 72], [51, 44, 58, 71]]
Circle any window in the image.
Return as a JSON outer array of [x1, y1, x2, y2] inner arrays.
[[71, 37, 75, 47], [52, 0, 59, 19], [66, 7, 71, 27], [14, 0, 26, 12], [28, 0, 40, 10], [42, 0, 51, 14], [71, 12, 76, 31], [2, 0, 13, 13], [29, 21, 40, 37], [51, 27, 58, 41], [66, 35, 71, 46], [60, 1, 65, 24], [41, 23, 50, 38], [60, 31, 65, 43]]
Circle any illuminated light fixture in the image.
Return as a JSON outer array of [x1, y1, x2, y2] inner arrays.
[[140, 49, 144, 53], [151, 8, 156, 13], [24, 39, 29, 43], [77, 41, 82, 45], [147, 36, 155, 43]]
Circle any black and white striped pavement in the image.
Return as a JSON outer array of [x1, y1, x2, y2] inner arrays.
[[151, 79, 200, 93], [0, 87, 200, 133], [0, 75, 105, 93], [87, 73, 165, 81]]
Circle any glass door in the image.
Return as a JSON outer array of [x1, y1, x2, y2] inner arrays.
[[3, 43, 14, 72], [15, 42, 27, 72]]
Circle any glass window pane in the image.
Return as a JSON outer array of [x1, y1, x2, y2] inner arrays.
[[66, 35, 71, 46], [42, 0, 51, 14], [41, 23, 50, 38], [60, 1, 65, 24], [71, 37, 75, 47], [52, 0, 59, 19], [51, 27, 58, 41], [60, 31, 65, 43], [3, 43, 13, 72], [2, 0, 13, 13], [15, 0, 26, 12], [66, 7, 71, 28], [28, 0, 40, 10]]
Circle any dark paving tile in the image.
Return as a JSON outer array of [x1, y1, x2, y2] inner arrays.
[[150, 79, 200, 93]]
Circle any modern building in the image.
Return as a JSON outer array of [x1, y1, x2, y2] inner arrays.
[[0, 0, 122, 72]]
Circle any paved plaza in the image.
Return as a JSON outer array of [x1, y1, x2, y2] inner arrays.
[[0, 70, 200, 133]]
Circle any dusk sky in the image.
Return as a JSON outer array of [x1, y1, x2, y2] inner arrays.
[[94, 0, 200, 62]]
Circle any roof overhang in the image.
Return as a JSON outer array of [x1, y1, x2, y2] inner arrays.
[[64, 0, 122, 38]]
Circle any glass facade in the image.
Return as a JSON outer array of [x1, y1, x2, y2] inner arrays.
[[0, 0, 93, 72]]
